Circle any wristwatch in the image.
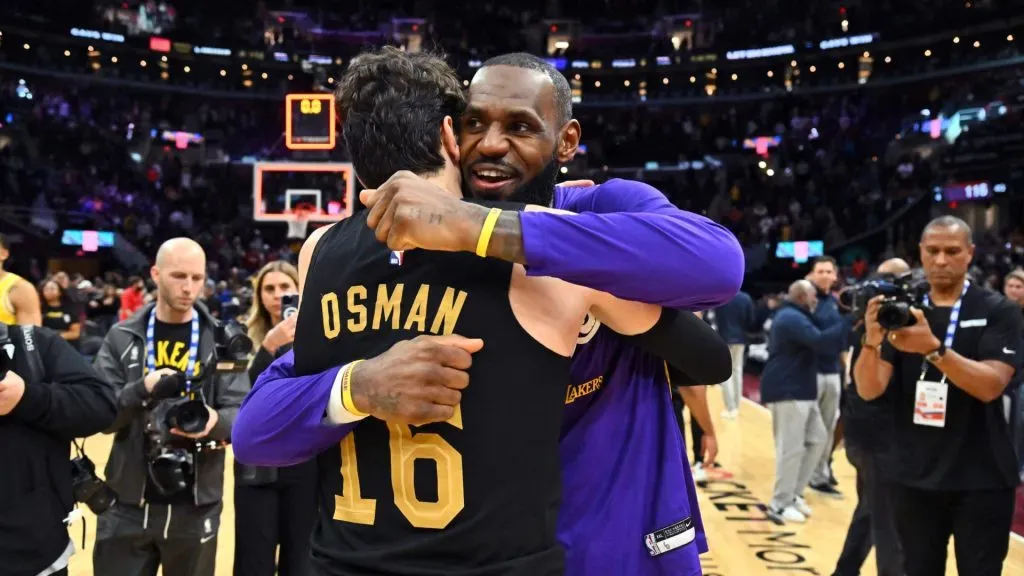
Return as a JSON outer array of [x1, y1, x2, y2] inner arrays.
[[925, 342, 947, 364]]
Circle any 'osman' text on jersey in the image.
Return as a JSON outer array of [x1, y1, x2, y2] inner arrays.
[[319, 283, 467, 339]]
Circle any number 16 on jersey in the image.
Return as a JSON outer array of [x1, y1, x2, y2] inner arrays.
[[334, 407, 465, 530]]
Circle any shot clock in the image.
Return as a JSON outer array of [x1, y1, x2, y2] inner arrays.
[[285, 93, 336, 150]]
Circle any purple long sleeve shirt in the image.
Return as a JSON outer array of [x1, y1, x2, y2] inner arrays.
[[521, 179, 743, 310], [233, 178, 743, 465]]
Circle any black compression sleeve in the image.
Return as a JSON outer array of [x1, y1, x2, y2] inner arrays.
[[624, 308, 731, 385]]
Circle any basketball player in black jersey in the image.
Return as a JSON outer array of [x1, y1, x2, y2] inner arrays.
[[292, 49, 661, 575]]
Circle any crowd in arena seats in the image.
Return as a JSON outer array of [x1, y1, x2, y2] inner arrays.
[[0, 0, 1020, 296], [3, 58, 1016, 286]]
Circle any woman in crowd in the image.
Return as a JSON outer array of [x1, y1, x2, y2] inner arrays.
[[38, 277, 80, 347], [233, 260, 316, 576], [88, 283, 121, 334]]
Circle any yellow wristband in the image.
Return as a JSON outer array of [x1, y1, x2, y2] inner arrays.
[[475, 208, 502, 257], [341, 360, 369, 417]]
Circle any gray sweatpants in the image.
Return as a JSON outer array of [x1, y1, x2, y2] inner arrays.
[[720, 344, 746, 412], [811, 373, 842, 485], [768, 399, 828, 510]]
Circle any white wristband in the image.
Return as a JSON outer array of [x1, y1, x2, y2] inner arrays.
[[325, 362, 370, 425]]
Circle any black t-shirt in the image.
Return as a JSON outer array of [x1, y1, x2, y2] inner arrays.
[[42, 304, 73, 333], [880, 284, 1022, 490], [143, 318, 201, 505], [42, 303, 78, 345], [844, 324, 897, 453]]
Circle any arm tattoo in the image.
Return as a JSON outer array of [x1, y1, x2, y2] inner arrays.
[[485, 211, 527, 265]]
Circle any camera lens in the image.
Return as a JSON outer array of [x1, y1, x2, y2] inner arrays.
[[166, 399, 209, 434], [878, 301, 912, 330]]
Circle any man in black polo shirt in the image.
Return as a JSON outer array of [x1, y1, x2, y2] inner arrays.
[[833, 258, 909, 576], [854, 216, 1021, 576]]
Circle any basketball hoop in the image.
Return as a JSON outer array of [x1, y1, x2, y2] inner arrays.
[[287, 208, 312, 239]]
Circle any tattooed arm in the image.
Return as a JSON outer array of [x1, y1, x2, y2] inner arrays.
[[360, 173, 741, 308]]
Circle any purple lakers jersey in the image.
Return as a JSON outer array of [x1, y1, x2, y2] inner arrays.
[[559, 316, 707, 576]]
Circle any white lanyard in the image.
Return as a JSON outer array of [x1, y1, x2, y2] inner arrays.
[[918, 280, 969, 382], [146, 308, 200, 394]]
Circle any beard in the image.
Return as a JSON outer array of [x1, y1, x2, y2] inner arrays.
[[462, 154, 560, 208], [503, 156, 559, 207]]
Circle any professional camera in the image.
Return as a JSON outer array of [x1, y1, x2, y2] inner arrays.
[[213, 320, 253, 373], [144, 381, 209, 496], [71, 452, 118, 515], [839, 271, 931, 330], [143, 319, 252, 496]]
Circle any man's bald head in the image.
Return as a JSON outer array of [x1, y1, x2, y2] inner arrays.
[[155, 237, 205, 268], [877, 258, 911, 276], [152, 238, 207, 316], [787, 279, 819, 311], [788, 279, 814, 299]]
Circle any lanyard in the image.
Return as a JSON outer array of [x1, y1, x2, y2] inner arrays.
[[146, 308, 200, 394], [918, 280, 970, 382]]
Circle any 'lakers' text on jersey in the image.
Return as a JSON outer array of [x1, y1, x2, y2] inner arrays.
[[294, 210, 571, 576]]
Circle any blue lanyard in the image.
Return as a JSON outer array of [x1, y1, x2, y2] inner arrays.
[[922, 280, 970, 350], [919, 280, 969, 381], [146, 308, 200, 394]]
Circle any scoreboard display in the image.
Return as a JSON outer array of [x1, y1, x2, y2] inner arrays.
[[285, 93, 336, 150]]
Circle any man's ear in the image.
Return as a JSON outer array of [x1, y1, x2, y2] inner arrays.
[[556, 119, 581, 164], [441, 115, 460, 165]]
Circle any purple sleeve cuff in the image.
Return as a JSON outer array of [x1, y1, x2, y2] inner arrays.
[[232, 351, 355, 467], [520, 210, 743, 310]]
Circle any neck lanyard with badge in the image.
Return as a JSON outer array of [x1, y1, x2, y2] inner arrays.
[[913, 280, 969, 428], [147, 308, 200, 397]]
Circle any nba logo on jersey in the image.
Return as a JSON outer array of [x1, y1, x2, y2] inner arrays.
[[644, 534, 657, 556], [389, 250, 404, 266]]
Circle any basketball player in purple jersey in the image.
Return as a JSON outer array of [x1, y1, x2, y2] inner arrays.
[[235, 54, 740, 575], [560, 311, 716, 576]]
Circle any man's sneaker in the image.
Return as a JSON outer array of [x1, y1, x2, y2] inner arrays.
[[692, 462, 708, 483], [793, 496, 812, 518], [721, 409, 737, 420], [769, 505, 807, 524], [809, 482, 843, 498]]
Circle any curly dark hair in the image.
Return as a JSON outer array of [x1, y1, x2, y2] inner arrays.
[[336, 46, 466, 189]]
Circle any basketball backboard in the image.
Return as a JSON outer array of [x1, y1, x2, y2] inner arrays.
[[252, 162, 356, 222]]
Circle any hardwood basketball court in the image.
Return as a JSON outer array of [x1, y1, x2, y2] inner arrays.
[[67, 393, 1024, 575]]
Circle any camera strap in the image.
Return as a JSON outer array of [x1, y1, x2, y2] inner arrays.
[[918, 280, 970, 381], [146, 308, 200, 395]]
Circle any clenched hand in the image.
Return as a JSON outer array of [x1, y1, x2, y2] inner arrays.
[[348, 334, 484, 425], [360, 171, 488, 253]]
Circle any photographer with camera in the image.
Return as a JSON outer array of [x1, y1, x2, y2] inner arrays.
[[833, 257, 909, 576], [232, 261, 315, 576], [854, 216, 1021, 576], [92, 238, 249, 576], [0, 321, 117, 576]]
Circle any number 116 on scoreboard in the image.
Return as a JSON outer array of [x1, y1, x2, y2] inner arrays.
[[285, 93, 337, 150]]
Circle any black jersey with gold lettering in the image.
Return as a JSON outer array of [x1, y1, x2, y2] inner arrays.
[[294, 210, 571, 576]]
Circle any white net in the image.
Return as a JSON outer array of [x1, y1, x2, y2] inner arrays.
[[287, 213, 310, 239]]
